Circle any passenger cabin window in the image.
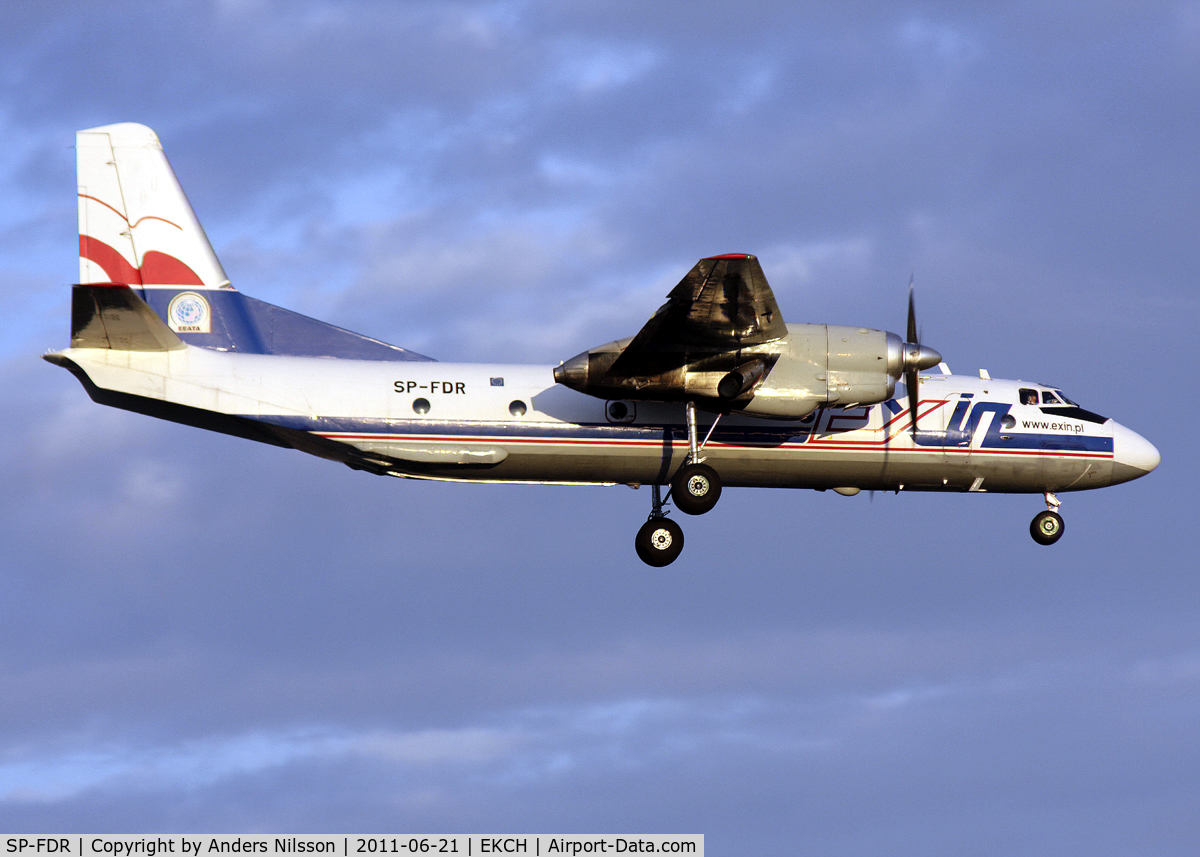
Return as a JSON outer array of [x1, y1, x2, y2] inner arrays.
[[1020, 388, 1038, 405]]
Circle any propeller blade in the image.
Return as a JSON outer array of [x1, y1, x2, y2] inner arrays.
[[907, 366, 920, 433], [903, 279, 941, 435], [907, 279, 918, 345]]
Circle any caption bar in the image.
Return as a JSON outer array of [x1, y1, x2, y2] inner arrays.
[[3, 837, 702, 857]]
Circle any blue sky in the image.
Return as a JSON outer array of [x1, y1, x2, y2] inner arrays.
[[1, 1, 1196, 852]]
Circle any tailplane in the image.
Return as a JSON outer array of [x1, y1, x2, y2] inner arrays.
[[73, 123, 430, 361]]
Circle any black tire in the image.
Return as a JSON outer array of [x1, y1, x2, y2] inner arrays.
[[1030, 510, 1065, 545], [635, 517, 685, 566], [671, 462, 722, 515]]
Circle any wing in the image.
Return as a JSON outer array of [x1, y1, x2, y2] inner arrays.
[[609, 254, 786, 375]]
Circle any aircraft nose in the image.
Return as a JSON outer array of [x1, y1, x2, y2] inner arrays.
[[1111, 423, 1160, 483]]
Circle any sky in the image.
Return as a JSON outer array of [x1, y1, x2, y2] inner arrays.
[[1, 0, 1196, 851]]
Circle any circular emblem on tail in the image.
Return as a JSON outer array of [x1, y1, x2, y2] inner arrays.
[[167, 292, 211, 333]]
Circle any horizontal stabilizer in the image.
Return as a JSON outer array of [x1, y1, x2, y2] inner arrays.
[[71, 284, 186, 351]]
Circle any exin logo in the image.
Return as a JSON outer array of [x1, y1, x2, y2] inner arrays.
[[167, 292, 210, 333]]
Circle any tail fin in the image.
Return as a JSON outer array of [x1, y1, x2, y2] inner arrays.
[[74, 123, 432, 362], [77, 123, 229, 289]]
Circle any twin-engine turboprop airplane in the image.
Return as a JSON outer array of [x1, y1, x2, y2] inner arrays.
[[47, 123, 1160, 566]]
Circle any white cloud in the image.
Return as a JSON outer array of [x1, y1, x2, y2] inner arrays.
[[118, 458, 187, 509], [353, 727, 517, 764], [897, 17, 981, 65], [0, 729, 353, 804], [0, 696, 823, 804], [3, 646, 1151, 808], [27, 391, 137, 465], [551, 40, 660, 95], [762, 237, 877, 287]]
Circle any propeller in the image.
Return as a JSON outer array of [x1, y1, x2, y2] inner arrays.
[[903, 280, 942, 435]]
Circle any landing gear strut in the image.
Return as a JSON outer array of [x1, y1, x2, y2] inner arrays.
[[635, 402, 723, 566], [1030, 492, 1065, 545], [670, 401, 722, 516]]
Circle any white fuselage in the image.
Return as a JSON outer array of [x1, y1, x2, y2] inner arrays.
[[53, 344, 1157, 494]]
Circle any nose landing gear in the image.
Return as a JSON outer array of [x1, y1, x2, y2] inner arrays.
[[1030, 493, 1065, 545]]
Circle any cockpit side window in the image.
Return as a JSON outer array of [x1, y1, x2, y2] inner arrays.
[[1020, 388, 1038, 405], [1041, 390, 1062, 404]]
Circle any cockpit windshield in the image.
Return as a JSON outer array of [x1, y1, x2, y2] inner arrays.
[[1021, 386, 1079, 407], [1022, 386, 1106, 423]]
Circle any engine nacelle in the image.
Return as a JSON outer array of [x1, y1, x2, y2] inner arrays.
[[738, 324, 901, 418], [554, 323, 924, 419]]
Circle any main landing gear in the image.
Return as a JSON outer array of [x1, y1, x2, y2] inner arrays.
[[671, 401, 723, 515], [1030, 492, 1065, 545], [635, 402, 723, 566], [636, 485, 685, 567]]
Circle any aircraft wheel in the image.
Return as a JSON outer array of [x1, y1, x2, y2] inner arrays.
[[671, 462, 722, 515], [1030, 510, 1065, 545], [636, 517, 685, 567]]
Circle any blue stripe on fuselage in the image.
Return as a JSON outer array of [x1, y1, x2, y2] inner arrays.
[[912, 398, 1112, 454], [248, 403, 1113, 456]]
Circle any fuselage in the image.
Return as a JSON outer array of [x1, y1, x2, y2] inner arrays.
[[49, 344, 1159, 495], [55, 123, 1161, 566]]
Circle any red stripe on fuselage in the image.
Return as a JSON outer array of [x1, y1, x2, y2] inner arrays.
[[312, 431, 1112, 460]]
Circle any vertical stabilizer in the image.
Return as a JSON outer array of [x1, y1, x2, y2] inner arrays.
[[70, 123, 432, 361], [77, 123, 230, 288]]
